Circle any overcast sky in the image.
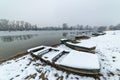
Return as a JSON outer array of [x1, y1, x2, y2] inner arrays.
[[0, 0, 120, 27]]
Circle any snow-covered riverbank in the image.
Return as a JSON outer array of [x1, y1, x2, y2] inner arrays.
[[0, 30, 120, 80]]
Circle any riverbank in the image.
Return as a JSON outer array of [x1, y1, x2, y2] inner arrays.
[[0, 43, 61, 64], [0, 46, 96, 80], [0, 51, 28, 63], [0, 30, 120, 80], [0, 30, 67, 59]]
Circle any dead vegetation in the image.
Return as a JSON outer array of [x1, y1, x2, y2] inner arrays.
[[39, 71, 48, 80], [24, 73, 37, 80]]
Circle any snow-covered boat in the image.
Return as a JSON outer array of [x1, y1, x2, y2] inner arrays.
[[75, 36, 90, 40], [92, 32, 106, 36], [60, 39, 96, 53], [27, 46, 100, 77]]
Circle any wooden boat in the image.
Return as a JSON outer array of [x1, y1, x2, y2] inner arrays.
[[75, 36, 90, 40], [27, 46, 100, 78], [92, 32, 106, 36], [60, 39, 96, 53]]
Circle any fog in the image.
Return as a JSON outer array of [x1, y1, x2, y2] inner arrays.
[[0, 0, 120, 27]]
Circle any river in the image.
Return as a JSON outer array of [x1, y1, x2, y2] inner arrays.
[[0, 30, 72, 59]]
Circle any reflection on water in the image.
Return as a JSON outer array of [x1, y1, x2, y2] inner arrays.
[[0, 30, 71, 59], [0, 34, 38, 42]]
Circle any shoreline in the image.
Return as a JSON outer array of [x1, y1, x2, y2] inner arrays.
[[0, 38, 88, 64], [0, 43, 61, 64], [0, 35, 93, 64]]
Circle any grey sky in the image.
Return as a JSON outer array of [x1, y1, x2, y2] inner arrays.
[[0, 0, 120, 27]]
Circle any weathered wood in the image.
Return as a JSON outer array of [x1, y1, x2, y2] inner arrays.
[[52, 51, 69, 62], [31, 53, 100, 78], [75, 36, 90, 40], [36, 48, 51, 57], [65, 42, 96, 53], [30, 47, 45, 53], [60, 39, 96, 53]]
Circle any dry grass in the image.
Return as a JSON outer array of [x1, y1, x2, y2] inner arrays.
[[39, 71, 48, 80], [24, 73, 37, 80]]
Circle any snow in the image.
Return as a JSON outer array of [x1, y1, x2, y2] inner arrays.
[[55, 53, 68, 63], [1, 30, 120, 80], [42, 49, 63, 62], [60, 38, 68, 41], [33, 47, 50, 55], [57, 44, 73, 51], [27, 45, 45, 52], [0, 55, 32, 80], [36, 45, 99, 70], [57, 30, 120, 79], [57, 51, 99, 70], [0, 54, 95, 80], [77, 30, 120, 79]]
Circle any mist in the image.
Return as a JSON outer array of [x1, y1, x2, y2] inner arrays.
[[0, 0, 120, 27]]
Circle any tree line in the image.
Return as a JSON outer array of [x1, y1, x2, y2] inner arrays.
[[0, 19, 37, 31], [0, 19, 120, 31], [40, 23, 120, 32]]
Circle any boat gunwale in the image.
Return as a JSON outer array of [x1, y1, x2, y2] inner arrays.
[[29, 46, 101, 78], [31, 53, 101, 78], [60, 39, 96, 53]]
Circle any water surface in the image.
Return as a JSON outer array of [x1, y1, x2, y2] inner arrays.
[[0, 30, 89, 59], [0, 30, 68, 59]]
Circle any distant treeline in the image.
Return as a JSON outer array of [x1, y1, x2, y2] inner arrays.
[[0, 19, 37, 31], [0, 19, 120, 31]]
